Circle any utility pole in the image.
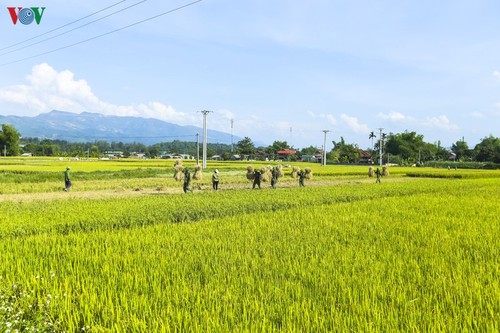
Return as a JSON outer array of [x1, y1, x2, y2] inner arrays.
[[378, 128, 384, 167], [322, 130, 330, 166], [195, 133, 200, 165], [199, 110, 212, 168], [230, 119, 234, 153]]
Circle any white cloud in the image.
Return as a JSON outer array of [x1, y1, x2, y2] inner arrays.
[[378, 111, 407, 122], [217, 109, 235, 121], [340, 114, 369, 134], [325, 114, 337, 125], [494, 70, 500, 81], [423, 115, 459, 130], [0, 63, 194, 124], [470, 111, 484, 118], [307, 111, 337, 125]]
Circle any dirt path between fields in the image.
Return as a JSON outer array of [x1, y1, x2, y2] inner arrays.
[[0, 178, 406, 203]]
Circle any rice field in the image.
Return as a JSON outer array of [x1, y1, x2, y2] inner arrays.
[[0, 158, 499, 332]]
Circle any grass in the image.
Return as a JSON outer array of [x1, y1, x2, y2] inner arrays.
[[0, 158, 499, 332]]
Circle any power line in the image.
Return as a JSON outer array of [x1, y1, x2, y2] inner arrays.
[[0, 1, 148, 57], [0, 0, 203, 67], [0, 0, 129, 52]]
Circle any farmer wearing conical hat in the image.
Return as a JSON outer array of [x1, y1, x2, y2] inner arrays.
[[64, 166, 72, 192], [212, 169, 220, 191]]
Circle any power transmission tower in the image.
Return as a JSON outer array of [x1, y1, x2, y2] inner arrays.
[[322, 130, 330, 166], [199, 110, 212, 168]]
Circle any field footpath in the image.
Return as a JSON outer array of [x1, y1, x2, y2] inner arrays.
[[0, 176, 407, 203]]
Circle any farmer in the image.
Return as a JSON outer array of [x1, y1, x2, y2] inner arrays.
[[271, 166, 279, 188], [183, 167, 193, 193], [253, 169, 261, 189], [64, 166, 72, 191], [212, 169, 220, 190], [298, 169, 306, 187], [375, 167, 382, 183]]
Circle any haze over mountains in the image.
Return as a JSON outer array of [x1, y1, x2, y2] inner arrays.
[[0, 110, 240, 145]]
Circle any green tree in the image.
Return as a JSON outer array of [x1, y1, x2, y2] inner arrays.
[[451, 140, 470, 161], [300, 145, 318, 156], [385, 131, 426, 162], [22, 142, 38, 155], [331, 137, 359, 163], [474, 135, 500, 163], [369, 131, 376, 152], [148, 146, 159, 158], [266, 141, 292, 160], [0, 124, 21, 156], [236, 137, 256, 156], [89, 145, 101, 158]]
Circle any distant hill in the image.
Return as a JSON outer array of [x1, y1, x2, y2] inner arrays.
[[0, 110, 240, 145]]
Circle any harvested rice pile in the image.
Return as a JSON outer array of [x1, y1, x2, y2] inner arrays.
[[173, 159, 184, 181], [261, 166, 271, 182], [276, 164, 284, 177], [304, 167, 313, 179], [193, 164, 203, 180], [246, 165, 255, 180], [368, 166, 374, 177], [382, 166, 389, 176], [291, 166, 300, 178]]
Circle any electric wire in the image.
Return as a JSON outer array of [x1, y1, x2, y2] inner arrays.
[[0, 0, 128, 52], [0, 0, 147, 57], [0, 0, 203, 67]]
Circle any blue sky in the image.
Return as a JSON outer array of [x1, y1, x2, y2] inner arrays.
[[0, 0, 499, 150]]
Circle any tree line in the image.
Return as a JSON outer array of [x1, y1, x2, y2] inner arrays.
[[1, 124, 499, 164]]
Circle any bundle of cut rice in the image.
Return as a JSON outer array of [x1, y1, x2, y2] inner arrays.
[[277, 164, 284, 177], [368, 166, 374, 177], [173, 160, 184, 182], [382, 166, 389, 176], [261, 166, 271, 182], [291, 166, 300, 178], [246, 165, 255, 180], [305, 167, 313, 179], [193, 164, 203, 180]]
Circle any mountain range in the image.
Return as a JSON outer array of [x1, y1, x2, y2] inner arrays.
[[0, 110, 241, 145]]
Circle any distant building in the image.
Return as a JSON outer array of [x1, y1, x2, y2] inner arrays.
[[160, 153, 193, 160], [301, 154, 317, 162], [277, 148, 297, 160], [104, 151, 123, 158], [130, 152, 147, 159], [358, 150, 373, 164], [254, 150, 268, 161]]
